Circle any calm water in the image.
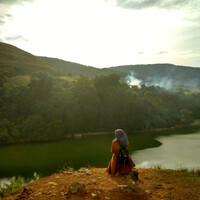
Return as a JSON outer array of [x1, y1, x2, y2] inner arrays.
[[1, 129, 200, 182], [0, 133, 160, 179], [132, 131, 200, 170]]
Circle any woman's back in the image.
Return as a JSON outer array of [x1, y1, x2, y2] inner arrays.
[[106, 129, 135, 175]]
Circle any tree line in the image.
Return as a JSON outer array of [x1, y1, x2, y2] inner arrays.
[[0, 72, 200, 143]]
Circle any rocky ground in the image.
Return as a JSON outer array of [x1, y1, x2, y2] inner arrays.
[[2, 168, 200, 200]]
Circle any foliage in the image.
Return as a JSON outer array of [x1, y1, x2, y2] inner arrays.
[[0, 173, 40, 198], [0, 71, 200, 143], [0, 177, 23, 198], [40, 56, 121, 78], [2, 42, 200, 143]]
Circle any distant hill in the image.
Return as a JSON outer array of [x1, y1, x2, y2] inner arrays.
[[1, 42, 200, 90], [40, 57, 121, 78], [111, 64, 200, 91], [0, 42, 65, 78]]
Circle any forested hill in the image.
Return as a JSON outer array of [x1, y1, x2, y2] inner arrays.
[[40, 57, 200, 90], [1, 42, 200, 90], [1, 42, 200, 144], [40, 56, 121, 78], [0, 42, 66, 78], [111, 64, 200, 90]]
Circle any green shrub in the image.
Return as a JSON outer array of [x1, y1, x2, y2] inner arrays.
[[0, 173, 40, 198], [0, 177, 23, 198]]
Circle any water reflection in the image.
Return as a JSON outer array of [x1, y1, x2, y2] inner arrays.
[[132, 132, 200, 170]]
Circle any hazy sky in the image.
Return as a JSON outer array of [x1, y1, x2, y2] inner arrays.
[[0, 0, 200, 68]]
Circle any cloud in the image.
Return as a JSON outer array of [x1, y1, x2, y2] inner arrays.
[[0, 12, 13, 24], [112, 0, 200, 10], [0, 3, 14, 27], [5, 35, 28, 41], [159, 51, 168, 55], [0, 0, 34, 26], [0, 0, 34, 5], [0, 19, 5, 24], [137, 51, 145, 54]]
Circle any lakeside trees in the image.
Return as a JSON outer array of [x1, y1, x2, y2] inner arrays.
[[0, 73, 200, 143]]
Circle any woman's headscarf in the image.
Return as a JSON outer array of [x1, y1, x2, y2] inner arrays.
[[113, 129, 128, 147]]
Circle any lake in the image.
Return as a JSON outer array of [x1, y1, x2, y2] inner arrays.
[[0, 127, 200, 182], [132, 131, 200, 170]]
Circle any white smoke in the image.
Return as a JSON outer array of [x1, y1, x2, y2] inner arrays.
[[145, 76, 173, 89], [125, 72, 142, 87], [125, 72, 176, 90], [125, 71, 200, 91]]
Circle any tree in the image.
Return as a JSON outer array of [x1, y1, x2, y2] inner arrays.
[[22, 115, 47, 141], [29, 72, 53, 100]]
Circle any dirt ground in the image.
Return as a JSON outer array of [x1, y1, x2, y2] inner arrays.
[[2, 168, 200, 200]]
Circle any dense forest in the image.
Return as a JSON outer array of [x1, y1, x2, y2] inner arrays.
[[1, 72, 200, 143], [1, 42, 200, 144]]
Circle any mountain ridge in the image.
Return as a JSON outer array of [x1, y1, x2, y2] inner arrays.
[[1, 42, 200, 90], [0, 42, 67, 78]]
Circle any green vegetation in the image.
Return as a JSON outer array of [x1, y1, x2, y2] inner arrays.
[[0, 173, 40, 198], [40, 56, 122, 78], [1, 42, 200, 144], [0, 177, 23, 198], [1, 71, 200, 144], [0, 42, 66, 78]]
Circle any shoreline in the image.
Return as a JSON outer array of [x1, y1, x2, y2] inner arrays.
[[1, 120, 200, 145]]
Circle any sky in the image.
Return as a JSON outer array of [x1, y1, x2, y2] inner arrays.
[[0, 0, 200, 68]]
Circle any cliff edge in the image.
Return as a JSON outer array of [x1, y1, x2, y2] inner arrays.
[[2, 168, 200, 200]]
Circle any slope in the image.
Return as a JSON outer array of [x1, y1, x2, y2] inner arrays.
[[40, 56, 121, 78], [0, 42, 65, 78]]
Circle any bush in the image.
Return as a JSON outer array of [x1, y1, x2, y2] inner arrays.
[[0, 177, 23, 198]]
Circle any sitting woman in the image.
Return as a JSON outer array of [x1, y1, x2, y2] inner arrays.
[[106, 129, 135, 175]]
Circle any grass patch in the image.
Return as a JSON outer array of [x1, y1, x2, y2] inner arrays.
[[171, 168, 200, 183], [152, 164, 162, 169], [0, 173, 40, 199], [0, 177, 23, 198]]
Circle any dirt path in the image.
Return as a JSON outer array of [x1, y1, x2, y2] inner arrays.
[[2, 168, 200, 200]]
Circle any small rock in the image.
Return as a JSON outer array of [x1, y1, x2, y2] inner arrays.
[[36, 192, 42, 196], [105, 197, 111, 200], [145, 189, 151, 194], [117, 185, 135, 193], [68, 182, 86, 194], [92, 179, 96, 184], [91, 193, 98, 198], [46, 181, 57, 186], [61, 191, 69, 199], [77, 168, 92, 175]]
